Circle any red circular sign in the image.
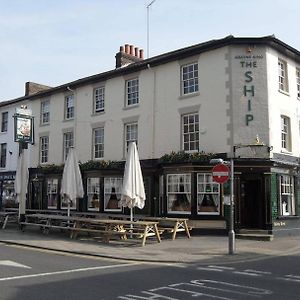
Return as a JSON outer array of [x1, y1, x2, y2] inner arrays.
[[212, 164, 230, 184]]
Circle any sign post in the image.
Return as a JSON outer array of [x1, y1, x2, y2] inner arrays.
[[212, 162, 235, 255], [13, 106, 34, 225]]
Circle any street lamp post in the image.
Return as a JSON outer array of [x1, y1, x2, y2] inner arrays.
[[229, 156, 235, 255]]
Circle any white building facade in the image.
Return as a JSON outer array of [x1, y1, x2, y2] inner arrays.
[[1, 36, 300, 235]]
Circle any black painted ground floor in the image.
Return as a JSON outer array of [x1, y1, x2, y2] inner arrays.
[[1, 154, 300, 236]]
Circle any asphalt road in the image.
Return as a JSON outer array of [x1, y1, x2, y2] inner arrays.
[[0, 242, 299, 299]]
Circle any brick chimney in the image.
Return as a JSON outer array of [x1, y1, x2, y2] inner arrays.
[[25, 82, 52, 96], [115, 44, 144, 68]]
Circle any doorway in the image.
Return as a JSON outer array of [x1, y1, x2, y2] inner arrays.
[[240, 177, 264, 229]]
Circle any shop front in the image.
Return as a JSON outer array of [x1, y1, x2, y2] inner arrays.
[[26, 154, 300, 237]]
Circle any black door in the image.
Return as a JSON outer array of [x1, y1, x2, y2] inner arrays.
[[240, 178, 264, 229]]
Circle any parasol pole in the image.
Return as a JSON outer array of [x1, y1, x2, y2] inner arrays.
[[67, 196, 71, 227], [130, 203, 133, 238]]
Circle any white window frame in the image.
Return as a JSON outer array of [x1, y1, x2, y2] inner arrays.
[[126, 78, 139, 106], [197, 173, 220, 215], [167, 174, 191, 214], [93, 87, 105, 113], [278, 59, 289, 93], [40, 136, 49, 164], [0, 143, 7, 168], [104, 177, 123, 212], [47, 178, 58, 209], [63, 131, 74, 161], [93, 127, 104, 159], [41, 100, 50, 124], [1, 112, 8, 132], [279, 175, 295, 216], [125, 122, 138, 153], [87, 177, 101, 211], [182, 113, 199, 152], [64, 94, 74, 120], [281, 115, 291, 151], [181, 62, 199, 95], [296, 68, 300, 99]]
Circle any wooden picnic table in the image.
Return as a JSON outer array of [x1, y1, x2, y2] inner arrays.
[[21, 214, 161, 246], [0, 211, 19, 229], [108, 214, 192, 240], [137, 216, 191, 240]]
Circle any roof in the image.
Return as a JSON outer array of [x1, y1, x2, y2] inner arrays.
[[1, 35, 300, 107]]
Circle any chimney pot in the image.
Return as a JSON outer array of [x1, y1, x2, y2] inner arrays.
[[130, 45, 134, 55], [125, 44, 129, 54], [139, 49, 144, 59], [120, 46, 124, 52], [134, 47, 139, 57]]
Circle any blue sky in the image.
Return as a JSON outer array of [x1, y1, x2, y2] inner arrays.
[[0, 0, 299, 101]]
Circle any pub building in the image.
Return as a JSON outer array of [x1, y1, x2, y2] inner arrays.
[[1, 35, 300, 238]]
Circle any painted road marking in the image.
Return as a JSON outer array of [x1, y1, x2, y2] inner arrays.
[[279, 274, 300, 283], [118, 279, 273, 299], [0, 262, 138, 282], [0, 260, 31, 269], [244, 269, 271, 275], [233, 271, 261, 277]]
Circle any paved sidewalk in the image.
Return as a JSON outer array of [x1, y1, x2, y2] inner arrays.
[[0, 226, 300, 264]]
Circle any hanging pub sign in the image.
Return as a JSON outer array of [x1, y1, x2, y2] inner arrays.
[[13, 106, 34, 144]]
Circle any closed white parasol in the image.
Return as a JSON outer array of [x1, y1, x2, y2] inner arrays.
[[120, 142, 146, 222], [60, 148, 84, 218]]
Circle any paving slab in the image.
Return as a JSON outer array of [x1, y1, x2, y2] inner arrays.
[[1, 226, 300, 264]]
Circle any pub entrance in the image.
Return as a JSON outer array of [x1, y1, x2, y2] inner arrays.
[[240, 176, 264, 229]]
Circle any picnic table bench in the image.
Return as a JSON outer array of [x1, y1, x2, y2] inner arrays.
[[20, 214, 161, 246], [0, 211, 19, 229]]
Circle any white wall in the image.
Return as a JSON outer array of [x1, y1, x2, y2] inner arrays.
[[0, 100, 31, 171], [230, 45, 270, 157], [8, 41, 300, 169], [267, 47, 300, 157]]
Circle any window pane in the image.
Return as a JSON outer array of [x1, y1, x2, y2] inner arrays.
[[87, 177, 100, 211], [94, 87, 105, 113], [125, 123, 138, 152], [182, 113, 199, 152], [280, 175, 295, 216], [63, 132, 73, 160], [65, 95, 74, 119], [94, 127, 104, 158], [197, 173, 220, 215], [126, 78, 139, 106], [1, 112, 8, 132], [47, 178, 58, 209], [104, 177, 123, 212], [181, 63, 199, 95], [167, 174, 191, 214]]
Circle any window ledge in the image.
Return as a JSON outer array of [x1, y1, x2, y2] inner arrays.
[[91, 111, 105, 117], [40, 123, 50, 127], [280, 150, 293, 155], [123, 104, 139, 110], [278, 89, 290, 96], [63, 118, 74, 123], [179, 91, 200, 100]]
